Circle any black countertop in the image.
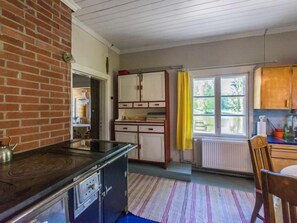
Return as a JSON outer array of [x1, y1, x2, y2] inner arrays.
[[0, 140, 135, 221]]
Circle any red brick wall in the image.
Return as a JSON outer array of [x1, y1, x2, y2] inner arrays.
[[0, 0, 72, 152]]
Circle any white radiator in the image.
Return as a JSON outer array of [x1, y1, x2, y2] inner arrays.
[[201, 138, 252, 173]]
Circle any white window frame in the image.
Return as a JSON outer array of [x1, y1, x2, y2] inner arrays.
[[190, 66, 254, 139]]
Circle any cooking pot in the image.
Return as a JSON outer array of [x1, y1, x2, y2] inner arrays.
[[0, 135, 17, 163]]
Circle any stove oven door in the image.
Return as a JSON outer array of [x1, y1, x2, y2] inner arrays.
[[68, 171, 102, 223], [13, 193, 69, 223]]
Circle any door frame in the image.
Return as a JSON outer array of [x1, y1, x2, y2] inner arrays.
[[71, 63, 111, 140]]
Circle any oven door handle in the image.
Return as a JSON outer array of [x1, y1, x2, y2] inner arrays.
[[105, 185, 112, 194], [101, 185, 113, 198]]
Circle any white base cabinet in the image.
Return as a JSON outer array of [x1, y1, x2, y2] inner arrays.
[[114, 123, 166, 165], [115, 132, 138, 159], [139, 133, 164, 162]]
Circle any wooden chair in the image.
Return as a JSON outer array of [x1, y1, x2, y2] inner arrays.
[[248, 136, 274, 223], [261, 169, 297, 223]]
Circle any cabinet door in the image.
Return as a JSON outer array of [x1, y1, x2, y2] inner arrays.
[[292, 67, 297, 109], [141, 72, 165, 101], [115, 132, 138, 160], [139, 133, 164, 162], [261, 67, 291, 109], [270, 144, 297, 172], [118, 74, 140, 102], [103, 155, 128, 223]]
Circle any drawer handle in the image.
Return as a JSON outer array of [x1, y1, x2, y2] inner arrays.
[[122, 104, 127, 107], [148, 128, 154, 130], [154, 104, 160, 106], [137, 104, 143, 106], [123, 127, 128, 130]]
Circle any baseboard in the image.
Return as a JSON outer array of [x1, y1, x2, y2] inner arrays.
[[192, 166, 254, 179]]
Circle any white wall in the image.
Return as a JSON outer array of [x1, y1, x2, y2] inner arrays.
[[72, 23, 120, 139], [72, 24, 108, 73], [119, 30, 297, 161]]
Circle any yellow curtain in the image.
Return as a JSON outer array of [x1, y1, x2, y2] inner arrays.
[[176, 71, 192, 150]]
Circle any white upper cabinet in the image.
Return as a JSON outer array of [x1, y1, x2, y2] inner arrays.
[[118, 72, 165, 103], [141, 72, 165, 101], [118, 74, 139, 102]]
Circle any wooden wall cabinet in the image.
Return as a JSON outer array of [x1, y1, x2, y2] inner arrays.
[[291, 67, 297, 108], [115, 71, 170, 168], [254, 66, 296, 109], [270, 143, 297, 172]]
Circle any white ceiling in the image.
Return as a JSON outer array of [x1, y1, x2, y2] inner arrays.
[[73, 0, 297, 53]]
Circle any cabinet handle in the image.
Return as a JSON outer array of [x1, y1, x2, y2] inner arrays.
[[140, 85, 143, 90], [148, 128, 154, 130], [137, 104, 143, 106], [285, 99, 288, 108], [122, 104, 127, 107], [137, 85, 140, 90], [105, 185, 113, 196], [154, 103, 159, 106], [123, 127, 128, 130]]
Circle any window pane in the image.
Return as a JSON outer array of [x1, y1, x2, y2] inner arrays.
[[193, 116, 215, 133], [221, 76, 246, 96], [221, 96, 245, 115], [193, 78, 215, 96], [193, 98, 215, 115], [221, 116, 245, 134]]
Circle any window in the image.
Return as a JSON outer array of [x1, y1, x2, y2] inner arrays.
[[192, 73, 248, 137]]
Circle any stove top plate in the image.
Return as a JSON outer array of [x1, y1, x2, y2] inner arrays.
[[64, 139, 129, 154]]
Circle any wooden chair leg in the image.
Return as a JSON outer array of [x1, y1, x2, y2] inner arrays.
[[251, 192, 263, 223]]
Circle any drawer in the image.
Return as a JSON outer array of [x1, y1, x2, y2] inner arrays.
[[139, 125, 164, 133], [115, 125, 137, 132], [149, 102, 166, 107], [133, 102, 148, 108], [119, 103, 133, 108], [271, 149, 297, 159]]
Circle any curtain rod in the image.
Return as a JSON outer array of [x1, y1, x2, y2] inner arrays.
[[128, 65, 183, 73], [183, 60, 278, 71]]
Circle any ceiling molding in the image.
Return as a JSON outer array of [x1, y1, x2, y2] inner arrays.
[[60, 0, 81, 12], [72, 16, 121, 55], [121, 25, 297, 54]]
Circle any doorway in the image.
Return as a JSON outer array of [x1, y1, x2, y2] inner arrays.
[[72, 73, 104, 139]]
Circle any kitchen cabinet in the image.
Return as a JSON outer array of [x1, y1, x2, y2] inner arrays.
[[102, 154, 128, 223], [254, 66, 295, 109], [115, 122, 168, 167], [270, 143, 297, 172], [118, 74, 139, 102], [139, 133, 164, 162], [115, 131, 138, 159], [141, 72, 165, 101], [291, 67, 297, 108], [115, 70, 170, 168], [118, 71, 165, 105]]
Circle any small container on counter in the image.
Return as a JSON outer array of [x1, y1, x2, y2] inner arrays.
[[273, 128, 284, 139]]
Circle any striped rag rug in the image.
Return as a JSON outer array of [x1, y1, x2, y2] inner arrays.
[[128, 173, 259, 223]]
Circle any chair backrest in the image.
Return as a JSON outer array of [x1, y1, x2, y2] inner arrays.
[[261, 169, 297, 223], [248, 136, 273, 190]]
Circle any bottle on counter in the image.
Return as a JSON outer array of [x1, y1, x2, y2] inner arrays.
[[284, 124, 289, 140]]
